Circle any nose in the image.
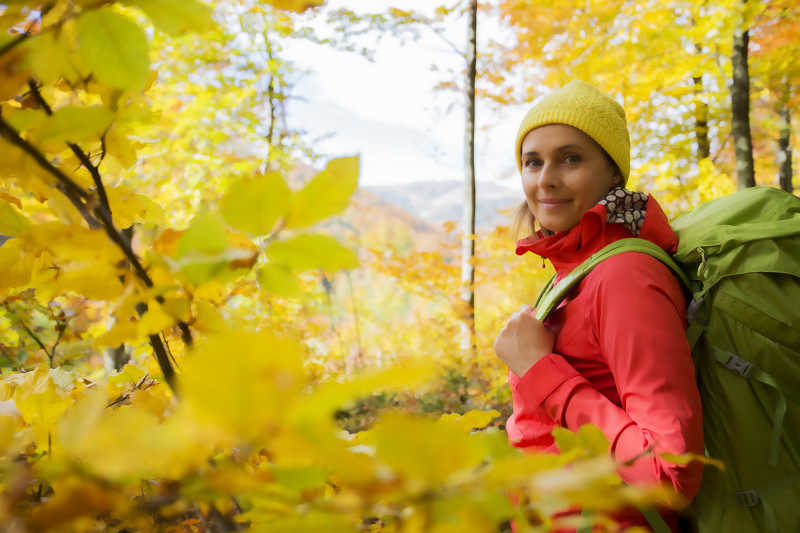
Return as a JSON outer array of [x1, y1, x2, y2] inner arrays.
[[537, 160, 559, 189]]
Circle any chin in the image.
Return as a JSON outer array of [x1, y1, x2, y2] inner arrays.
[[540, 220, 572, 234]]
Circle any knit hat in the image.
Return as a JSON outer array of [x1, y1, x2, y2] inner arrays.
[[514, 80, 630, 183]]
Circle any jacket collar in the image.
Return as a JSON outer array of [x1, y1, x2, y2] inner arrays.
[[515, 195, 677, 274]]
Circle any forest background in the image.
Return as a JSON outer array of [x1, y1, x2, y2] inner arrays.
[[0, 0, 797, 531]]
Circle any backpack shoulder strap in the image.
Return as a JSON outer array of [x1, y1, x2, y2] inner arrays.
[[534, 238, 690, 322]]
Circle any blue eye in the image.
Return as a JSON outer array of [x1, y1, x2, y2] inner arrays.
[[565, 154, 581, 164]]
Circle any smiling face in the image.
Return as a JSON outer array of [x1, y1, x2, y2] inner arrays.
[[520, 124, 622, 234]]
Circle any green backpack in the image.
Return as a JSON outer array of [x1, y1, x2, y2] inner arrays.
[[533, 186, 800, 533]]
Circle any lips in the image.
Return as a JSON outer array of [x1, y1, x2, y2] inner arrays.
[[538, 198, 570, 205]]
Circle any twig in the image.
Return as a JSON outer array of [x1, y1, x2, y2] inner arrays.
[[26, 80, 113, 219], [0, 33, 30, 57], [0, 3, 55, 58], [4, 303, 55, 367], [0, 117, 98, 227]]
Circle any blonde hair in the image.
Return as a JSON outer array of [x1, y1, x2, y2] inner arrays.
[[512, 201, 536, 240]]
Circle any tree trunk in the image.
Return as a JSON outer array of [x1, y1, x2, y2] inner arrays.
[[693, 44, 710, 161], [461, 0, 477, 353], [263, 28, 277, 171], [693, 73, 710, 161], [778, 93, 793, 193], [731, 20, 755, 189]]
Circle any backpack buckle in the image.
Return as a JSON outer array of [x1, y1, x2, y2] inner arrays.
[[736, 490, 761, 507], [687, 295, 705, 324], [723, 353, 754, 378]]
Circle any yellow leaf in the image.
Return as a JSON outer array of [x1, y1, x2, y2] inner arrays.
[[21, 31, 80, 85], [38, 105, 114, 144], [58, 392, 210, 482], [22, 223, 125, 264], [95, 318, 139, 349], [103, 127, 138, 168], [107, 363, 147, 390], [76, 8, 150, 91], [5, 108, 48, 133], [126, 0, 216, 34], [193, 300, 228, 333], [137, 302, 173, 336], [220, 172, 290, 236], [160, 296, 190, 322], [58, 262, 125, 300], [659, 452, 725, 471], [11, 366, 71, 449], [263, 0, 325, 13], [179, 330, 307, 444], [0, 239, 32, 290], [265, 233, 358, 272], [439, 409, 500, 431], [0, 48, 28, 102], [257, 263, 300, 297], [290, 358, 436, 423], [47, 193, 86, 226], [286, 156, 359, 228], [0, 200, 30, 235], [552, 424, 610, 457], [177, 212, 229, 257], [106, 185, 165, 227], [358, 410, 486, 486]]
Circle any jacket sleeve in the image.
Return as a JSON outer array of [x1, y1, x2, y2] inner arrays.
[[510, 253, 704, 502]]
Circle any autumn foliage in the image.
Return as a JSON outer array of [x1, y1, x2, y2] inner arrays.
[[0, 0, 794, 531]]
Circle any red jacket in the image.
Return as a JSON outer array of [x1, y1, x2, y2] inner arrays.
[[507, 196, 704, 531]]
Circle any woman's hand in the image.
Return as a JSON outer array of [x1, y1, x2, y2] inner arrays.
[[494, 305, 555, 378]]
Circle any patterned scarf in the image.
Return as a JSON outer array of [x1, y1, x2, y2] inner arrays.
[[599, 186, 648, 236]]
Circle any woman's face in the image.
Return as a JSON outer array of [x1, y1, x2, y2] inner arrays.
[[520, 124, 621, 234]]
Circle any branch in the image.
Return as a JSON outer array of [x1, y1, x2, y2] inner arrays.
[[0, 117, 100, 228], [0, 117, 182, 391], [4, 303, 54, 368], [5, 81, 195, 384], [0, 33, 30, 58], [0, 3, 55, 58], [26, 80, 113, 219]]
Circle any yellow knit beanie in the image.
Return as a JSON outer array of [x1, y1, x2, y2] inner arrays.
[[514, 80, 630, 183]]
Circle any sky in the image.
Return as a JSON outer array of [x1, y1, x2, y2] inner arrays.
[[281, 1, 530, 190]]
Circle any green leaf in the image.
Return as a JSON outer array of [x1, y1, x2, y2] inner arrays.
[[38, 105, 113, 144], [21, 32, 79, 85], [265, 234, 358, 272], [552, 424, 610, 457], [76, 8, 150, 91], [286, 156, 359, 229], [220, 172, 290, 236], [4, 109, 47, 133], [660, 452, 725, 471], [125, 0, 216, 35], [0, 201, 30, 236], [269, 466, 327, 492], [177, 212, 229, 258], [257, 263, 301, 297]]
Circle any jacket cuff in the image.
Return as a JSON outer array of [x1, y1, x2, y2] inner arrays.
[[508, 353, 583, 408]]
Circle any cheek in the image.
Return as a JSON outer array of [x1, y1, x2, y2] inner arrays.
[[521, 174, 537, 199]]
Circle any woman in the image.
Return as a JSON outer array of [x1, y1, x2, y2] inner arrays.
[[494, 80, 704, 531]]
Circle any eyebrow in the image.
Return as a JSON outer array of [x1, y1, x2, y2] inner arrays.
[[521, 144, 583, 157]]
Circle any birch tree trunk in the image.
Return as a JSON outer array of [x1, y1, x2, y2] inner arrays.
[[461, 0, 477, 353]]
